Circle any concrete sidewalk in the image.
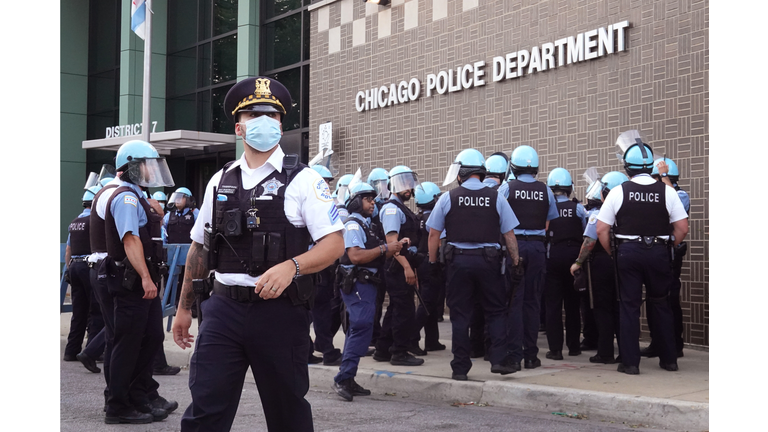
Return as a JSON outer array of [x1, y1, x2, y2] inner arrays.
[[60, 313, 709, 431]]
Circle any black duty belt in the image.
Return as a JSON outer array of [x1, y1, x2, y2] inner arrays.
[[87, 258, 104, 268], [70, 257, 89, 263], [617, 237, 668, 245], [213, 279, 286, 303], [451, 248, 486, 256], [515, 235, 546, 242], [550, 240, 581, 247]]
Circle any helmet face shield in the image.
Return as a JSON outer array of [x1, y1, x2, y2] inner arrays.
[[125, 158, 175, 188], [585, 180, 605, 201], [390, 171, 420, 193], [84, 172, 99, 190], [442, 163, 461, 186], [370, 179, 390, 200], [98, 164, 117, 183], [168, 192, 188, 208]]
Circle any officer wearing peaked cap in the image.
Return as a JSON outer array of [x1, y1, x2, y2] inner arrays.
[[596, 131, 689, 375], [173, 76, 345, 432], [427, 149, 521, 380]]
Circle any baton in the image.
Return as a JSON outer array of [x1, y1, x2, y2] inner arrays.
[[586, 256, 594, 309], [413, 269, 430, 316]]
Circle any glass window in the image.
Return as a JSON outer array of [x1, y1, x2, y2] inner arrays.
[[89, 0, 119, 74], [168, 0, 197, 51], [198, 43, 212, 88], [199, 0, 212, 41], [214, 0, 238, 36], [168, 48, 198, 98], [166, 94, 197, 131], [212, 84, 235, 134], [264, 14, 302, 71], [265, 0, 303, 19], [197, 90, 212, 132], [213, 34, 237, 84], [266, 68, 300, 131]]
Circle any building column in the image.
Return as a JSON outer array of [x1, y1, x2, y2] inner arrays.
[[235, 0, 261, 158]]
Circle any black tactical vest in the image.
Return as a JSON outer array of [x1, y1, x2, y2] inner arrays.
[[506, 179, 549, 230], [548, 200, 583, 245], [68, 213, 91, 256], [370, 201, 386, 241], [89, 184, 119, 254], [416, 209, 431, 254], [212, 156, 311, 276], [615, 181, 670, 237], [339, 216, 385, 268], [104, 186, 164, 262], [384, 198, 420, 245], [167, 210, 195, 244], [445, 187, 500, 243]]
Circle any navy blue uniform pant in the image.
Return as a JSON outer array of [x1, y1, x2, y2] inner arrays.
[[180, 294, 314, 432], [646, 246, 686, 352], [617, 242, 676, 368], [91, 261, 114, 401], [106, 264, 164, 415], [335, 280, 377, 383], [506, 240, 546, 362], [312, 266, 342, 359], [371, 265, 387, 346], [65, 261, 105, 357], [375, 260, 417, 356], [589, 251, 621, 358], [544, 244, 581, 353], [414, 259, 444, 348], [446, 254, 507, 374]]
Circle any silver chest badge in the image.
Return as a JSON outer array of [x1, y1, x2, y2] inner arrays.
[[262, 178, 285, 196]]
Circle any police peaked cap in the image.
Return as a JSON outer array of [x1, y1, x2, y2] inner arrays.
[[223, 76, 292, 123]]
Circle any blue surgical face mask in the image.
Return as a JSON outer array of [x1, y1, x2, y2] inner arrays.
[[241, 115, 282, 152]]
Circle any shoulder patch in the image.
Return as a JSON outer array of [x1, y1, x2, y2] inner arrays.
[[588, 213, 598, 225], [346, 222, 360, 231], [328, 204, 340, 224], [124, 195, 138, 208], [384, 207, 398, 216], [314, 178, 333, 202]]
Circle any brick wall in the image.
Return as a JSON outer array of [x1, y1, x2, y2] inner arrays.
[[310, 0, 709, 347]]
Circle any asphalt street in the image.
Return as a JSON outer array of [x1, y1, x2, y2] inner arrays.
[[60, 359, 662, 432]]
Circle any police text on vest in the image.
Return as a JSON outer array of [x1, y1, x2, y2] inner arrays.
[[628, 192, 659, 202], [458, 196, 491, 206]]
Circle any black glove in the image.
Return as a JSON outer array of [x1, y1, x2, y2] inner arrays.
[[63, 270, 71, 284], [573, 267, 587, 293], [429, 261, 443, 280], [509, 256, 525, 289]]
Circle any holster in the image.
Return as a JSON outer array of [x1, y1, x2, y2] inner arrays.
[[285, 275, 316, 310], [506, 256, 526, 305], [673, 241, 687, 273], [338, 266, 358, 295], [443, 244, 456, 262], [357, 268, 382, 286], [192, 276, 213, 324]]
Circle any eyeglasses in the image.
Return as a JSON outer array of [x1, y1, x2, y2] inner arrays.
[[362, 196, 375, 203]]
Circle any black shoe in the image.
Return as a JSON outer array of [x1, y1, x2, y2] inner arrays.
[[425, 342, 446, 352], [96, 354, 105, 362], [135, 404, 168, 422], [350, 379, 371, 396], [105, 409, 153, 424], [76, 352, 101, 373], [579, 340, 598, 351], [150, 396, 178, 414], [452, 373, 468, 381], [660, 362, 679, 372], [524, 358, 541, 369], [512, 361, 522, 372], [437, 316, 444, 322], [568, 349, 581, 356], [153, 365, 181, 376], [365, 347, 375, 357], [545, 350, 563, 360], [390, 353, 425, 366], [490, 362, 517, 375], [639, 346, 658, 358], [538, 323, 546, 332], [617, 363, 640, 375], [332, 380, 353, 401], [408, 345, 428, 356], [589, 354, 615, 364], [323, 352, 343, 366], [63, 354, 78, 362], [470, 348, 485, 359], [372, 350, 391, 362], [615, 355, 622, 364], [308, 353, 323, 364]]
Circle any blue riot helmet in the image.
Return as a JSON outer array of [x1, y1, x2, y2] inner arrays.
[[652, 157, 680, 183], [442, 149, 485, 186], [345, 182, 377, 216], [100, 177, 113, 187], [82, 185, 102, 207], [415, 182, 441, 208], [169, 187, 195, 210], [584, 180, 603, 205], [602, 171, 629, 192], [547, 167, 573, 195], [311, 165, 334, 184], [334, 173, 355, 206], [510, 145, 539, 176], [389, 165, 420, 195], [367, 167, 390, 200], [615, 130, 654, 176], [116, 140, 175, 187], [152, 191, 167, 202], [484, 153, 509, 181]]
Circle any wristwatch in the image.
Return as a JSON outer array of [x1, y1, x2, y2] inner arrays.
[[661, 173, 668, 177]]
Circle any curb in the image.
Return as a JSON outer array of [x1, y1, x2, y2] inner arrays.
[[308, 365, 709, 431]]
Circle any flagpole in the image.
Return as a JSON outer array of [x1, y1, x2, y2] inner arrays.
[[141, 0, 152, 142]]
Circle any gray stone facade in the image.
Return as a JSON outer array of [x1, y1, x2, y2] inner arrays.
[[309, 0, 709, 347]]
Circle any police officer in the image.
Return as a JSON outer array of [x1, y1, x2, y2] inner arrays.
[[308, 164, 344, 366], [162, 188, 198, 244], [412, 181, 446, 353], [570, 171, 629, 364], [171, 76, 345, 431], [372, 165, 425, 366], [367, 167, 390, 346], [332, 182, 406, 400], [498, 145, 559, 370], [596, 131, 689, 374], [332, 173, 354, 221], [427, 149, 521, 380], [64, 185, 105, 372], [543, 168, 588, 360], [642, 157, 689, 358], [102, 139, 177, 423], [152, 191, 168, 209], [482, 152, 509, 189]]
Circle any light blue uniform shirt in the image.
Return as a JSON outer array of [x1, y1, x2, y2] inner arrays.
[[676, 187, 690, 214], [583, 207, 601, 240], [483, 178, 501, 188], [161, 207, 200, 244], [426, 177, 519, 249], [109, 181, 148, 242], [66, 208, 92, 257], [341, 212, 379, 273], [497, 174, 559, 236], [380, 194, 418, 254]]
